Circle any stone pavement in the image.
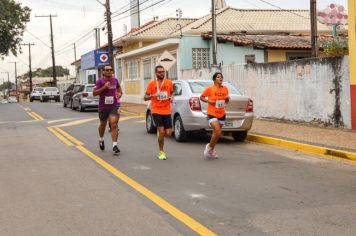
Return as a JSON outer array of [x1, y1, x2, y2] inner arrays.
[[120, 102, 356, 152]]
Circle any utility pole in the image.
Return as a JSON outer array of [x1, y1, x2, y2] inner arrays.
[[211, 0, 219, 72], [73, 43, 77, 62], [35, 14, 58, 86], [105, 0, 114, 70], [21, 43, 35, 93], [310, 0, 318, 57], [9, 61, 18, 101]]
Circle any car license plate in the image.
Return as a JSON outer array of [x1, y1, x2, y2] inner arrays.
[[225, 121, 233, 127], [49, 96, 54, 98]]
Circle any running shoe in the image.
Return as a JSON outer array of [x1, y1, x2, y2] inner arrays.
[[158, 151, 167, 160], [203, 143, 211, 158], [211, 149, 219, 159], [113, 145, 120, 154], [99, 140, 105, 150]]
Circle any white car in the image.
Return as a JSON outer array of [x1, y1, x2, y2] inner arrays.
[[146, 80, 254, 142], [7, 96, 17, 103], [30, 87, 44, 102], [40, 87, 60, 102]]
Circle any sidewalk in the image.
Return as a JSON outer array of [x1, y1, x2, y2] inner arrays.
[[121, 102, 356, 156]]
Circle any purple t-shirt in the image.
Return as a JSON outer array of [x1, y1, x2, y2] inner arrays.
[[94, 77, 120, 109]]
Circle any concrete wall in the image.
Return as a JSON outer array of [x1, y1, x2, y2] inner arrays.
[[181, 56, 351, 128]]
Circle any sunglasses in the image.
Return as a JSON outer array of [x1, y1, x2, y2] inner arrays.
[[104, 69, 112, 71]]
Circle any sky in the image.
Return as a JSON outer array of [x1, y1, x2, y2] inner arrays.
[[0, 0, 349, 83]]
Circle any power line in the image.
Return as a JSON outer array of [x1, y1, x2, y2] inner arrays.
[[256, 0, 309, 19], [112, 0, 170, 23], [111, 0, 150, 19], [25, 29, 51, 48], [55, 19, 105, 52]]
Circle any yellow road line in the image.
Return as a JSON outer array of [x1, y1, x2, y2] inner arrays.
[[31, 112, 44, 120], [27, 112, 39, 121], [135, 120, 146, 123], [120, 109, 145, 117], [54, 127, 83, 146], [247, 134, 356, 162], [47, 127, 74, 146], [24, 107, 31, 111], [76, 145, 217, 236]]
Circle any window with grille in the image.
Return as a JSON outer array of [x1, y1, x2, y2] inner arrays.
[[116, 59, 122, 83], [143, 58, 152, 81], [192, 48, 210, 69], [128, 61, 138, 80], [167, 53, 177, 80]]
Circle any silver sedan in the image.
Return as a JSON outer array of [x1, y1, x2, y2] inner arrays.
[[146, 80, 254, 142]]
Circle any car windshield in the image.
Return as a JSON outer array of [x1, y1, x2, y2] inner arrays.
[[188, 81, 240, 95], [86, 86, 94, 92], [34, 88, 43, 92]]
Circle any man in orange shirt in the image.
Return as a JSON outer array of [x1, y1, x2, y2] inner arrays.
[[144, 65, 174, 160], [200, 72, 230, 159]]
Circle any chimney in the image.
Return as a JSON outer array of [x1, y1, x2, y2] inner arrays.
[[214, 0, 226, 10], [130, 0, 140, 29]]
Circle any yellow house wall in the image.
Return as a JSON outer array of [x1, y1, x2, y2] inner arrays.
[[124, 82, 141, 95], [268, 50, 286, 62], [267, 50, 312, 62], [121, 45, 178, 96]]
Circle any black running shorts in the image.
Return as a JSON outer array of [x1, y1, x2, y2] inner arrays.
[[152, 114, 172, 129], [99, 107, 119, 122]]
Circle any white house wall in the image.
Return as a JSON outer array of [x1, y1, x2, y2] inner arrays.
[[180, 57, 351, 128]]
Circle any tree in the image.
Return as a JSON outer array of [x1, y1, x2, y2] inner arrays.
[[20, 66, 70, 79], [0, 81, 14, 91], [0, 0, 31, 57]]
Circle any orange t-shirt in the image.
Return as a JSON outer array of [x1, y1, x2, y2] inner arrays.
[[146, 79, 173, 115], [201, 85, 229, 118]]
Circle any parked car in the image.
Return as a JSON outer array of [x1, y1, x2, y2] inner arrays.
[[146, 80, 254, 142], [7, 96, 17, 103], [40, 87, 60, 102], [63, 83, 82, 108], [71, 84, 98, 112], [30, 87, 43, 102]]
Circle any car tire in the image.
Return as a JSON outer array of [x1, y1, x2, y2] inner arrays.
[[78, 101, 85, 112], [146, 111, 157, 134], [232, 131, 247, 142], [174, 115, 188, 142]]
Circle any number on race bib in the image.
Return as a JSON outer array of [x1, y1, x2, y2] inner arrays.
[[105, 96, 114, 104], [157, 91, 168, 101], [215, 100, 225, 108]]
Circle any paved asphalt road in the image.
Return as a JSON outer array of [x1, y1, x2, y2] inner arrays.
[[1, 102, 356, 236]]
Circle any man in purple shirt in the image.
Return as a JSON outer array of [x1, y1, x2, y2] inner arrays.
[[93, 65, 122, 154]]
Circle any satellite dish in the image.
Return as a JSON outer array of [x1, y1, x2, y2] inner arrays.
[[317, 3, 348, 26]]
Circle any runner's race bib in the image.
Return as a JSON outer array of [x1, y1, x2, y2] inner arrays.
[[215, 100, 225, 108], [157, 91, 168, 101], [105, 96, 114, 104]]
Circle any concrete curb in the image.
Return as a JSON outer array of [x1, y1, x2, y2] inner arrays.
[[247, 134, 356, 162]]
